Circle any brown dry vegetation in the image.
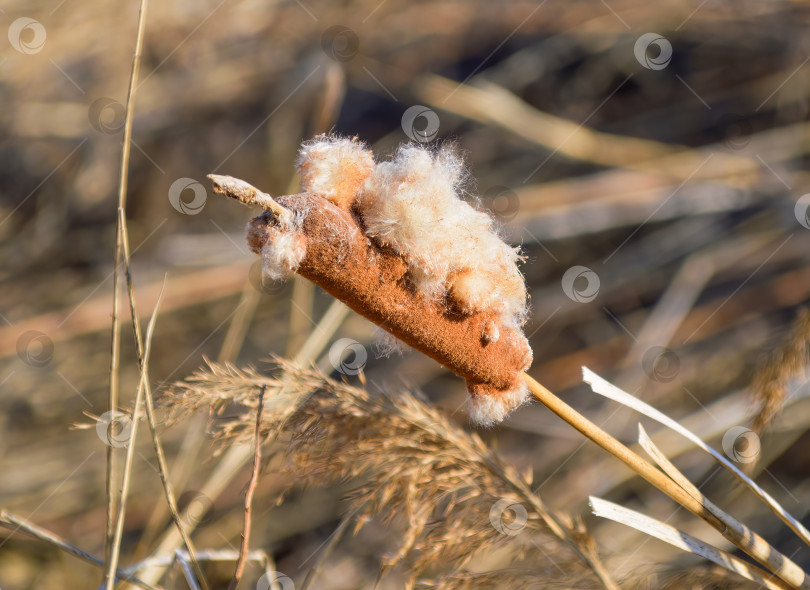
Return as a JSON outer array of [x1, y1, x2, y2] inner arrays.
[[1, 0, 810, 588]]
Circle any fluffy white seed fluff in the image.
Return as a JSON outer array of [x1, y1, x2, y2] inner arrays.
[[374, 327, 408, 358], [467, 383, 530, 427], [296, 136, 374, 209], [257, 226, 307, 282], [359, 144, 528, 328]]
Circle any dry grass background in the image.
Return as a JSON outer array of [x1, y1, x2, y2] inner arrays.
[[1, 0, 810, 588]]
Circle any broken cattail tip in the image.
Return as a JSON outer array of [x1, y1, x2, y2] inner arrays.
[[207, 174, 293, 227]]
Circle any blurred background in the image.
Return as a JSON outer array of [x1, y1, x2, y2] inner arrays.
[[2, 0, 810, 587]]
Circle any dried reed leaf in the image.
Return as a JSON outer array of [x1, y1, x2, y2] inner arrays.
[[583, 367, 810, 548], [589, 497, 791, 590]]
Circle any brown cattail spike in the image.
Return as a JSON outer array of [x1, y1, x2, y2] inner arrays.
[[212, 135, 534, 425]]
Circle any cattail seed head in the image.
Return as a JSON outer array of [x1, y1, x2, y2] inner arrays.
[[214, 135, 534, 425]]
